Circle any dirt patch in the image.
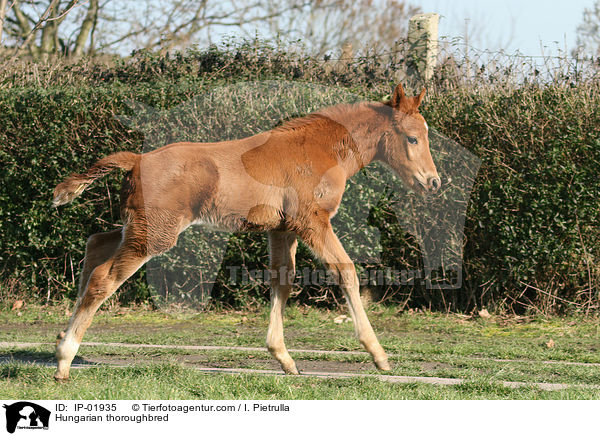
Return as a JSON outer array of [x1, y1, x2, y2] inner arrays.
[[0, 349, 374, 374], [419, 361, 454, 372]]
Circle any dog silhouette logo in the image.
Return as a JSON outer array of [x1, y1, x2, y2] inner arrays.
[[3, 402, 50, 433]]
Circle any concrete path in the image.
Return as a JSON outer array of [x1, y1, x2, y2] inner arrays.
[[2, 340, 599, 367], [1, 341, 599, 391]]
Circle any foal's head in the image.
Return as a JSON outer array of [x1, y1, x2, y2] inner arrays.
[[379, 84, 441, 194]]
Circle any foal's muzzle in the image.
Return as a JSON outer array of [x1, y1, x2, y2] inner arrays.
[[414, 176, 441, 194], [429, 176, 441, 192]]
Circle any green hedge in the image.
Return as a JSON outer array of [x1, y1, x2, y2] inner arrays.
[[1, 47, 599, 313], [425, 84, 600, 312]]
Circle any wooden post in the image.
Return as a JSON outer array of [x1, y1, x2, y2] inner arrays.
[[407, 13, 440, 83], [334, 41, 353, 74]]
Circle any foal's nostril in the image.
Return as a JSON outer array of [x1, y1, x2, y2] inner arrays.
[[429, 177, 441, 192]]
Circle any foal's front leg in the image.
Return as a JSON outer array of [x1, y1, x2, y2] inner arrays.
[[266, 231, 299, 374], [301, 224, 391, 371]]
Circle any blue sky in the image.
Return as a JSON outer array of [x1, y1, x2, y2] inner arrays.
[[418, 0, 593, 56]]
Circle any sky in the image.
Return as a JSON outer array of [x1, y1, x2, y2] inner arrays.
[[417, 0, 593, 56], [91, 0, 595, 58]]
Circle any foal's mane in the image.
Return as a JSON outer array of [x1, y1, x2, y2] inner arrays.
[[271, 101, 381, 134]]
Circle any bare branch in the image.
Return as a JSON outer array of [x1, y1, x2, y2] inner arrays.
[[2, 0, 422, 59], [9, 0, 60, 60], [50, 0, 85, 24]]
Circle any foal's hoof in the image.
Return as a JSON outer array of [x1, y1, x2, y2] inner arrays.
[[282, 363, 300, 375], [53, 372, 69, 383], [375, 359, 391, 371]]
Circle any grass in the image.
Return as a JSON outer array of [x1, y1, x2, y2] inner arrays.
[[0, 304, 599, 399], [0, 364, 597, 400]]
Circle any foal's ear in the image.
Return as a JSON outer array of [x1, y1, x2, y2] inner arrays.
[[389, 83, 422, 113], [414, 87, 426, 109], [390, 83, 406, 109]]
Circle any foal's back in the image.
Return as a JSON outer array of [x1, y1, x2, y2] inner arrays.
[[123, 116, 349, 233]]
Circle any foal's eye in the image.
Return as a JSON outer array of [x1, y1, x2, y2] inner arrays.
[[407, 136, 418, 144]]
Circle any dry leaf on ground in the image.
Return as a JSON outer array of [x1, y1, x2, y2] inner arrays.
[[478, 308, 491, 319], [333, 315, 351, 324]]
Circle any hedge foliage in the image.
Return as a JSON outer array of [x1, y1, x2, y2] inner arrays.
[[0, 44, 599, 313]]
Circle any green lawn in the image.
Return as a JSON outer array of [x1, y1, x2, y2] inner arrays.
[[0, 304, 599, 399]]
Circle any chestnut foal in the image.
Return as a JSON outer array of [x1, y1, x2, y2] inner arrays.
[[52, 84, 440, 380]]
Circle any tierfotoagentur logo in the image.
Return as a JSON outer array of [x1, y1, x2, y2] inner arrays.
[[3, 402, 50, 433], [117, 80, 481, 310]]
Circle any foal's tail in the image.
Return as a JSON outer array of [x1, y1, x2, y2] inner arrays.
[[52, 151, 140, 207]]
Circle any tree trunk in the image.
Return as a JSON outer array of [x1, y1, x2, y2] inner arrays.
[[40, 0, 60, 60], [0, 0, 8, 46], [87, 3, 98, 55], [72, 0, 98, 57]]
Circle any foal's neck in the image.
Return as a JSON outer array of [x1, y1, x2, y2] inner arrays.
[[320, 102, 389, 179]]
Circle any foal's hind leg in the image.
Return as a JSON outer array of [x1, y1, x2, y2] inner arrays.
[[300, 222, 390, 371], [54, 240, 149, 380], [267, 231, 299, 374], [56, 229, 122, 346], [76, 229, 122, 299], [54, 218, 181, 381]]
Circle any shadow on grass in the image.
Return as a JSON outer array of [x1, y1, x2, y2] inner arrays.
[[0, 351, 99, 379]]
